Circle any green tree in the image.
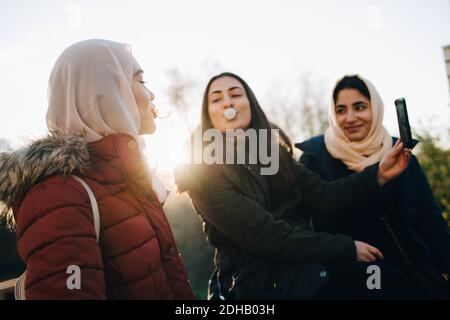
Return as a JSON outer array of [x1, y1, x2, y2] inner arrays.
[[415, 132, 450, 227]]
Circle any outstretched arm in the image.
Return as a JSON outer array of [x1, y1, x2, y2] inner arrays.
[[183, 165, 357, 263], [296, 140, 411, 223]]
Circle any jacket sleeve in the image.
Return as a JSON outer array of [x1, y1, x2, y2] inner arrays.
[[186, 165, 356, 263], [16, 178, 106, 299], [295, 162, 382, 225], [410, 156, 450, 274], [299, 152, 317, 173]]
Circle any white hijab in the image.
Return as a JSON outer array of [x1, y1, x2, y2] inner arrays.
[[46, 39, 168, 203], [324, 75, 392, 172]]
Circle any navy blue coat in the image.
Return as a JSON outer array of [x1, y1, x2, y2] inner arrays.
[[296, 135, 450, 275]]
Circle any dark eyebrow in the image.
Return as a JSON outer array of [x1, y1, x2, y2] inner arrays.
[[209, 90, 222, 96], [134, 69, 143, 76], [209, 86, 243, 97], [352, 101, 367, 107]]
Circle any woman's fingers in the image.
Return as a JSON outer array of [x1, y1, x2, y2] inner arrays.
[[364, 251, 377, 262], [391, 141, 404, 157], [369, 246, 384, 260], [384, 140, 403, 164], [355, 241, 384, 262], [404, 149, 411, 162], [400, 149, 412, 167]]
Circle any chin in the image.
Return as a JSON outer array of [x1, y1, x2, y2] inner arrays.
[[229, 120, 247, 130], [347, 134, 366, 142]]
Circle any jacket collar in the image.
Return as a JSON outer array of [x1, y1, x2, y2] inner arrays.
[[0, 132, 144, 225], [86, 133, 147, 186]]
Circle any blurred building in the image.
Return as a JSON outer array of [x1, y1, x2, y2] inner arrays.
[[444, 45, 450, 93]]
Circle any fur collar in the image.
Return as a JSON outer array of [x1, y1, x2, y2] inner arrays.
[[0, 132, 90, 226]]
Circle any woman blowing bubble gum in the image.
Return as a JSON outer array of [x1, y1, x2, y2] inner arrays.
[[0, 39, 195, 299]]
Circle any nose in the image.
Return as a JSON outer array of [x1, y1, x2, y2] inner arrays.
[[346, 110, 356, 123], [223, 95, 233, 108]]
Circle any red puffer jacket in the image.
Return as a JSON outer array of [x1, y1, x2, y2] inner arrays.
[[0, 132, 195, 299]]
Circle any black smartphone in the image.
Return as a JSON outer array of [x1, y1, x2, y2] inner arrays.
[[394, 98, 413, 149]]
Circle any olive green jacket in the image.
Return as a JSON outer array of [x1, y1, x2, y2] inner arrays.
[[176, 162, 381, 299]]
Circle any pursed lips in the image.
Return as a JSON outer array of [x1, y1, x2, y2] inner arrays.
[[149, 103, 157, 118]]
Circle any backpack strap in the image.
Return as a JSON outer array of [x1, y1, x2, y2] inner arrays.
[[71, 175, 100, 242]]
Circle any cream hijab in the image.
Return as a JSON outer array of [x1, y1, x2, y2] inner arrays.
[[46, 39, 168, 203], [324, 75, 392, 172]]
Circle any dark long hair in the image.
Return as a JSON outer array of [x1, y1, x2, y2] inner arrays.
[[200, 72, 297, 194]]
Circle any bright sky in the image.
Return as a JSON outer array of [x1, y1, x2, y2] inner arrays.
[[1, 0, 449, 173]]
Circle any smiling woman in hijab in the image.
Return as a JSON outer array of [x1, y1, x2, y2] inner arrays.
[[0, 39, 195, 299], [297, 74, 450, 299]]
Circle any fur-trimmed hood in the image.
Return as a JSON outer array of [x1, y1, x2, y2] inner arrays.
[[0, 132, 90, 225]]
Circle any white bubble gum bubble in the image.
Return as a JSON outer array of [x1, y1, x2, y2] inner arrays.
[[224, 108, 237, 120]]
